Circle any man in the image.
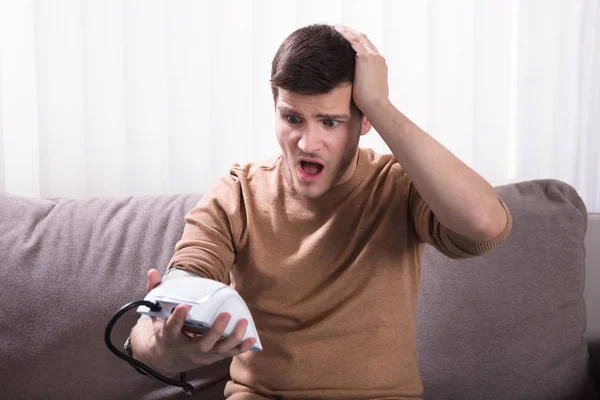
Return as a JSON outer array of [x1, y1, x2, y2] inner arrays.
[[128, 24, 511, 400]]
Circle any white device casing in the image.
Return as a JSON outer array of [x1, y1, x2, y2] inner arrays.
[[136, 269, 262, 351]]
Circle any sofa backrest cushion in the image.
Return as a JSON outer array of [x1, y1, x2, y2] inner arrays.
[[0, 193, 229, 400], [417, 179, 595, 399]]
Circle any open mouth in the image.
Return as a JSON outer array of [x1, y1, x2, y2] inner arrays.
[[297, 160, 324, 183]]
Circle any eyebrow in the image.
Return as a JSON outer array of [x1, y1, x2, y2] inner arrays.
[[277, 106, 350, 121]]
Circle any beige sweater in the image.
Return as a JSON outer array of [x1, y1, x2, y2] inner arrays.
[[168, 147, 512, 400]]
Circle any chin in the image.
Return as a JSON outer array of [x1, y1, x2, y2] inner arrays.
[[294, 179, 330, 199]]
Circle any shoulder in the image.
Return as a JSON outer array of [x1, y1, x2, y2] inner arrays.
[[228, 154, 282, 183], [204, 154, 283, 201], [360, 147, 408, 184]]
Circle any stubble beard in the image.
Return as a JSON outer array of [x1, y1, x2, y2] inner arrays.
[[331, 133, 360, 188], [291, 130, 361, 198]]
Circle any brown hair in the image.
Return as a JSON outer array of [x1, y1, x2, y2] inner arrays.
[[270, 24, 357, 104]]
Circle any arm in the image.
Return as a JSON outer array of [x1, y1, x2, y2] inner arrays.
[[367, 101, 507, 241], [128, 174, 253, 377], [335, 25, 508, 242]]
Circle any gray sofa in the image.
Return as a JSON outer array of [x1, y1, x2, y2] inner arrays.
[[0, 179, 598, 399]]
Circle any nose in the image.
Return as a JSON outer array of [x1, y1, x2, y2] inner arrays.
[[297, 129, 322, 154]]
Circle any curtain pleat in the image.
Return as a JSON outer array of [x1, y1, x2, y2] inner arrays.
[[0, 0, 598, 211]]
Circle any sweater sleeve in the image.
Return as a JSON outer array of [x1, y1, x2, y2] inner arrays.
[[166, 172, 246, 284], [408, 182, 512, 259]]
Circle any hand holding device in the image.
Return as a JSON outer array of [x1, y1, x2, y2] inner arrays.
[[105, 268, 260, 394]]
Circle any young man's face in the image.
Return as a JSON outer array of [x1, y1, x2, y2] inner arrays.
[[275, 84, 371, 198]]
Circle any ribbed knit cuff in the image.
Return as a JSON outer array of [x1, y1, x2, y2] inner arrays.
[[445, 196, 513, 255]]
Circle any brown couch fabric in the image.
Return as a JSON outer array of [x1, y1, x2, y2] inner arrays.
[[0, 179, 596, 399], [0, 193, 229, 399], [417, 179, 595, 399]]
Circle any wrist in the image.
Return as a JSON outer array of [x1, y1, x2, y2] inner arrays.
[[362, 97, 393, 123], [124, 334, 153, 377], [125, 332, 183, 381], [133, 334, 173, 377], [129, 327, 165, 374]]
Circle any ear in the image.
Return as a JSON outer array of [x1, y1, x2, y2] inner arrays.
[[360, 115, 372, 136]]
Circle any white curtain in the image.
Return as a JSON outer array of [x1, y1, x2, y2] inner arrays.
[[1, 0, 599, 212]]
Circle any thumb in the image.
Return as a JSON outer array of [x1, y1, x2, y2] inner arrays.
[[146, 269, 162, 293]]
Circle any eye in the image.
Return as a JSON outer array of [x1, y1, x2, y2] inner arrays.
[[323, 119, 339, 128], [285, 115, 301, 124]]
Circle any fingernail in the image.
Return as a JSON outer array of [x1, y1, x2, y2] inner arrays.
[[219, 314, 231, 324]]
